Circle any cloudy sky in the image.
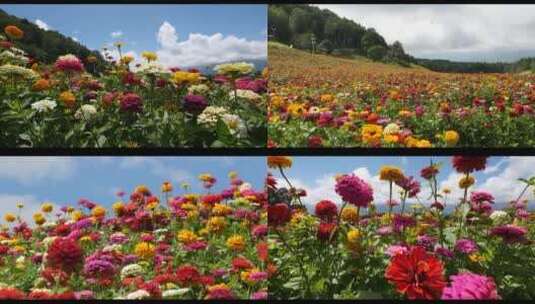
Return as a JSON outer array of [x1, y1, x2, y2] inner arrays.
[[316, 5, 535, 62], [1, 4, 267, 67], [272, 156, 535, 212], [0, 157, 265, 225]]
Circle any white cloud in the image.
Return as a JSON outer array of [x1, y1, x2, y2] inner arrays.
[[72, 37, 79, 42], [34, 19, 50, 31], [155, 21, 266, 68], [0, 157, 75, 185], [110, 30, 123, 38], [119, 157, 192, 184], [315, 4, 535, 61]]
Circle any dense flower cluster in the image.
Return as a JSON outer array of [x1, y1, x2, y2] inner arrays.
[[0, 173, 267, 299]]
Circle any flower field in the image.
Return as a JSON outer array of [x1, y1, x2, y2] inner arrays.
[[0, 173, 268, 299], [0, 26, 267, 148], [268, 42, 535, 148], [267, 156, 535, 300]]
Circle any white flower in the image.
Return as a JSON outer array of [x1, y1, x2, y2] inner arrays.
[[126, 289, 151, 300], [187, 84, 209, 95], [162, 288, 190, 299], [74, 104, 97, 120], [214, 62, 254, 76], [197, 106, 229, 129], [136, 62, 169, 75], [42, 236, 58, 248], [238, 182, 252, 192], [383, 123, 400, 135], [120, 263, 144, 280], [42, 221, 57, 230], [490, 210, 508, 221], [103, 244, 122, 252], [231, 89, 261, 100], [31, 98, 57, 113], [221, 113, 247, 138]]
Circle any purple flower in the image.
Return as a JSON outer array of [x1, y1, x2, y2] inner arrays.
[[442, 272, 500, 300], [470, 191, 494, 204], [109, 232, 128, 244], [416, 235, 437, 250], [455, 239, 478, 254], [489, 224, 528, 244], [83, 259, 115, 277], [72, 218, 94, 230], [183, 94, 207, 114], [392, 214, 416, 232], [395, 176, 421, 197], [335, 174, 374, 207], [435, 246, 454, 259]]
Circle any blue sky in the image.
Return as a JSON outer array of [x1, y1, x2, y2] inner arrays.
[[271, 156, 535, 209], [1, 4, 267, 67], [0, 157, 265, 223]]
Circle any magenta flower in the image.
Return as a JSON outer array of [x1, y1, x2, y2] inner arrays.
[[120, 93, 143, 113], [55, 54, 84, 72], [335, 174, 374, 207], [454, 239, 478, 254], [442, 272, 500, 300], [489, 224, 528, 244], [183, 94, 207, 115], [395, 175, 421, 197]]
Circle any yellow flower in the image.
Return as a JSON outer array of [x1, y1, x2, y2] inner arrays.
[[442, 188, 451, 194], [459, 176, 475, 189], [177, 229, 198, 244], [379, 165, 404, 182], [286, 103, 305, 117], [134, 242, 155, 260], [226, 235, 246, 251], [404, 136, 419, 148], [207, 216, 227, 233], [469, 253, 486, 263], [228, 171, 238, 179], [214, 62, 254, 76], [187, 210, 199, 220], [347, 228, 361, 243], [33, 213, 46, 226], [59, 91, 76, 108], [198, 173, 214, 183], [80, 235, 92, 244], [121, 55, 134, 65], [141, 51, 157, 62], [212, 204, 233, 216], [113, 202, 125, 215], [341, 206, 359, 223], [91, 205, 106, 218], [4, 213, 16, 223], [71, 210, 83, 221], [172, 71, 200, 85], [16, 203, 24, 209], [416, 139, 432, 148], [41, 202, 54, 213], [135, 185, 151, 195], [146, 201, 159, 210], [320, 94, 334, 103], [361, 124, 383, 145], [161, 181, 173, 193], [267, 156, 292, 169], [383, 134, 399, 144], [443, 130, 459, 146]]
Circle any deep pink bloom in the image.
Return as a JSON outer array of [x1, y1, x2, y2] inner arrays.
[[314, 200, 338, 222], [454, 239, 478, 254], [335, 174, 373, 207], [55, 54, 84, 72], [120, 93, 143, 113], [183, 94, 207, 115], [489, 225, 528, 244], [442, 272, 500, 300], [452, 156, 488, 173]]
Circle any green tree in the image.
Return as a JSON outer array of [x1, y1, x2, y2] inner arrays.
[[289, 8, 310, 35], [318, 39, 333, 54], [367, 45, 387, 61]]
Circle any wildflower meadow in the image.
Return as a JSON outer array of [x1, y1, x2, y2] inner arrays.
[[0, 173, 268, 299], [0, 25, 267, 148], [268, 156, 535, 300]]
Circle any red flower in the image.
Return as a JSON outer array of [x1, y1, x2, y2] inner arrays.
[[420, 165, 439, 180], [308, 135, 323, 147], [317, 222, 336, 241], [256, 242, 268, 262], [47, 237, 83, 272], [268, 203, 291, 227], [314, 200, 338, 222], [0, 288, 25, 299], [176, 264, 200, 286], [452, 156, 488, 174], [385, 246, 446, 299], [232, 256, 254, 271], [201, 194, 222, 205]]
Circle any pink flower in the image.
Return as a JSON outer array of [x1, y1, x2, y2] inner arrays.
[[442, 272, 500, 300], [489, 224, 528, 244], [335, 174, 373, 207], [386, 245, 408, 257], [454, 239, 478, 254], [55, 54, 84, 72]]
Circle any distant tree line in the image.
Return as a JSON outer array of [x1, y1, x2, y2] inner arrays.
[[0, 9, 107, 73], [268, 4, 412, 66], [269, 5, 535, 74]]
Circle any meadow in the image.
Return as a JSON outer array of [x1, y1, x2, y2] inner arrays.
[[268, 42, 535, 148], [268, 156, 535, 300], [0, 173, 267, 299], [0, 25, 267, 148]]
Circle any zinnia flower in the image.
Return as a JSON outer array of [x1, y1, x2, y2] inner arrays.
[[379, 166, 405, 182], [268, 203, 291, 227], [452, 156, 488, 173], [489, 224, 528, 244], [267, 156, 292, 169], [183, 94, 208, 115], [335, 174, 373, 207], [385, 246, 446, 299], [120, 93, 143, 113], [47, 237, 83, 272], [314, 199, 338, 222], [317, 222, 336, 241], [454, 239, 478, 254], [442, 272, 500, 300], [55, 54, 84, 72]]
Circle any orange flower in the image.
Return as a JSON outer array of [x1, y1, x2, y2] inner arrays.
[[59, 91, 76, 108], [32, 79, 50, 91], [4, 25, 24, 39], [267, 156, 292, 169]]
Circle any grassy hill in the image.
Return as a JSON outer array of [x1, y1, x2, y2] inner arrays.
[[268, 42, 430, 86]]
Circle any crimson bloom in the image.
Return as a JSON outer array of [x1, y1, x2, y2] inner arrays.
[[385, 246, 446, 300], [317, 222, 336, 242], [489, 224, 528, 244], [335, 174, 373, 207], [120, 93, 143, 113], [268, 203, 291, 227], [47, 237, 83, 273], [314, 199, 338, 222], [452, 156, 488, 173]]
